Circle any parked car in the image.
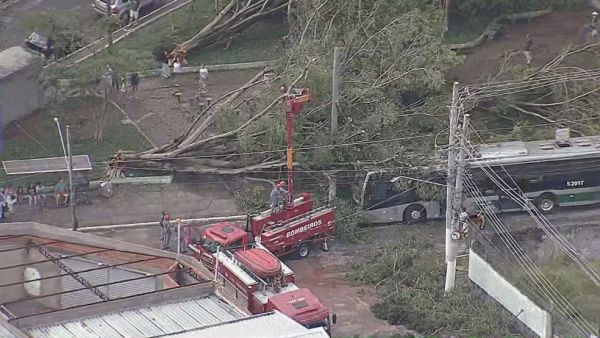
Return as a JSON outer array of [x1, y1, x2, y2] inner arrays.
[[24, 32, 54, 58], [92, 0, 158, 23]]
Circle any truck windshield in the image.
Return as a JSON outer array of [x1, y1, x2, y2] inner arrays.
[[202, 237, 220, 253]]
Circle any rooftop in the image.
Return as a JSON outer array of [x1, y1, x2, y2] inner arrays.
[[0, 222, 328, 338], [26, 295, 243, 338], [472, 135, 600, 167], [0, 47, 38, 80]]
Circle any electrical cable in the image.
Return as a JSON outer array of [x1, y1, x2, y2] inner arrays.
[[465, 127, 600, 287]]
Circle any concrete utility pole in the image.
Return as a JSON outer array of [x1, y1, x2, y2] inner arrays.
[[443, 0, 450, 37], [444, 81, 459, 292], [331, 47, 344, 139], [66, 125, 79, 231]]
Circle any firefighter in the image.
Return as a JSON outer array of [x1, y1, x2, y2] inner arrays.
[[270, 181, 289, 213], [270, 182, 283, 214], [160, 211, 172, 250], [277, 180, 289, 207]]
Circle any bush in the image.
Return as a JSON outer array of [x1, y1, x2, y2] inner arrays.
[[331, 198, 371, 243], [234, 185, 270, 214], [349, 234, 515, 336]]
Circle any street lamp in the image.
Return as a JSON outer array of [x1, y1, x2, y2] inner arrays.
[[53, 117, 79, 230]]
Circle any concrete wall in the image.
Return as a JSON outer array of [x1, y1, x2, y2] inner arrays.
[[0, 241, 61, 312], [0, 57, 45, 129], [469, 251, 552, 338]]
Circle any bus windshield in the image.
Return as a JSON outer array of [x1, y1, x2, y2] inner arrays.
[[361, 172, 445, 223]]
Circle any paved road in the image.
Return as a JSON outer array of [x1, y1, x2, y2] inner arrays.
[[0, 0, 95, 50]]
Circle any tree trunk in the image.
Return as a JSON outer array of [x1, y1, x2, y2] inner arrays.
[[96, 90, 109, 141], [180, 0, 289, 51], [326, 170, 338, 203]]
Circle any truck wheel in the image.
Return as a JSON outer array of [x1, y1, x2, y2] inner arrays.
[[403, 204, 426, 222], [297, 243, 310, 258], [536, 193, 557, 213]]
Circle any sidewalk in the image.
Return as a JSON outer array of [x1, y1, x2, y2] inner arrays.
[[2, 182, 240, 227]]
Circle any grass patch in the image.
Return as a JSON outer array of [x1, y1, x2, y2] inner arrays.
[[445, 16, 492, 44], [114, 0, 215, 58], [0, 96, 149, 186], [85, 2, 286, 72], [187, 20, 287, 65], [539, 259, 600, 334]]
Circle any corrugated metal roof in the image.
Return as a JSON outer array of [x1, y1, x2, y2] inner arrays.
[[0, 324, 18, 338], [163, 311, 329, 338], [27, 296, 244, 338]]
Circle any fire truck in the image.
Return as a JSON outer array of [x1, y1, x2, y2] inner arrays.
[[194, 87, 336, 259], [188, 223, 337, 333]]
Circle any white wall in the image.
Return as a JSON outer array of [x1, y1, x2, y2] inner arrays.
[[469, 251, 552, 338]]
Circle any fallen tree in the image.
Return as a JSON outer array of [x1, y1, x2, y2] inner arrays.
[[122, 60, 313, 173], [179, 0, 289, 51]]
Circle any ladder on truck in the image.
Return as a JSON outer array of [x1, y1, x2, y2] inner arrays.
[[265, 205, 331, 232]]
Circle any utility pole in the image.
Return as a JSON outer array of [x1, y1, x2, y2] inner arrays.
[[331, 47, 343, 140], [444, 81, 459, 292], [66, 125, 79, 231], [442, 0, 450, 37]]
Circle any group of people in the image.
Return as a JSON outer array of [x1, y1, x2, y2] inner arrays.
[[270, 180, 290, 214], [105, 65, 140, 94], [159, 211, 193, 252], [157, 47, 209, 91], [159, 47, 189, 78], [0, 183, 45, 215]]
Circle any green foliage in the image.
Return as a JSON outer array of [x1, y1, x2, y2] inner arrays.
[[54, 49, 155, 92], [187, 20, 288, 64], [285, 1, 463, 169], [349, 234, 514, 336], [0, 96, 149, 182], [234, 185, 270, 214], [331, 198, 371, 243]]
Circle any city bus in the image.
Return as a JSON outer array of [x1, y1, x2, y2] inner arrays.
[[361, 134, 600, 223], [465, 135, 600, 214]]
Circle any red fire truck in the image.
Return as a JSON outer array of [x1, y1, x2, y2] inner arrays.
[[193, 87, 336, 259], [188, 224, 337, 333]]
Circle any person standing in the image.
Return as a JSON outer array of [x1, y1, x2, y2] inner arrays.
[[523, 34, 533, 65], [26, 183, 36, 207], [277, 180, 289, 207], [199, 65, 208, 90], [160, 211, 172, 250], [129, 0, 141, 27], [173, 58, 182, 74], [270, 182, 282, 214], [130, 72, 139, 92], [35, 182, 45, 207], [120, 76, 127, 93], [592, 12, 598, 38], [159, 51, 171, 79]]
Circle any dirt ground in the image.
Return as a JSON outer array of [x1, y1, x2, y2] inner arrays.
[[113, 70, 261, 146], [452, 11, 591, 83]]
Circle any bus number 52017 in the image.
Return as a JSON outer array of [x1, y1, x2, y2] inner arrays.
[[566, 180, 584, 187]]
